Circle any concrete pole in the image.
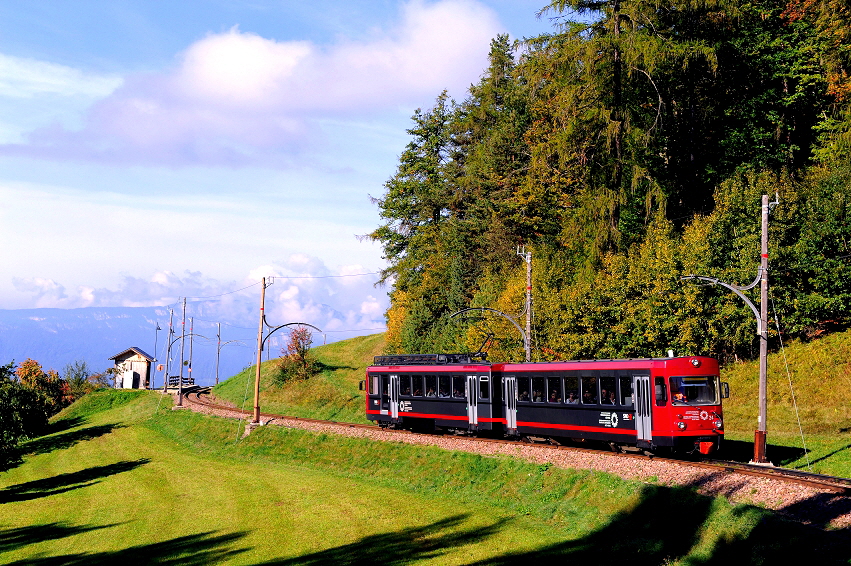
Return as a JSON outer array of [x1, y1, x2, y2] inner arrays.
[[253, 278, 266, 423], [189, 317, 194, 384], [165, 309, 173, 392], [178, 298, 186, 406], [754, 195, 770, 463], [525, 250, 532, 363], [216, 322, 221, 385]]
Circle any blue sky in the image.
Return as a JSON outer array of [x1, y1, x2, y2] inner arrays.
[[0, 0, 553, 334]]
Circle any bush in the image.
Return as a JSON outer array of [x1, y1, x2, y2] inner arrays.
[[273, 327, 319, 385]]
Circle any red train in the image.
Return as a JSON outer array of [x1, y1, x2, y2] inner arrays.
[[364, 354, 728, 454]]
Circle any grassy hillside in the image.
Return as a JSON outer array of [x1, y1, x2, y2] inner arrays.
[[212, 333, 384, 424], [212, 330, 851, 476], [2, 389, 849, 563], [720, 329, 851, 475]]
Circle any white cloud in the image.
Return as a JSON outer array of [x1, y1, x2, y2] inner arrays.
[[0, 53, 122, 99], [9, 255, 388, 337], [0, 0, 502, 165]]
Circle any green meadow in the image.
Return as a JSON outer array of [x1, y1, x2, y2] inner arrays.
[[2, 383, 850, 563]]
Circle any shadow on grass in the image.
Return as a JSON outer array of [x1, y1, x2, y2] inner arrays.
[[315, 361, 357, 372], [801, 443, 851, 469], [0, 459, 150, 504], [18, 424, 124, 457], [463, 483, 851, 565], [0, 522, 116, 554], [719, 439, 807, 466], [258, 514, 508, 565], [4, 529, 249, 565], [43, 416, 87, 436]]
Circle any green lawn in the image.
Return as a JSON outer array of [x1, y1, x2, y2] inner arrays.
[[3, 389, 851, 564]]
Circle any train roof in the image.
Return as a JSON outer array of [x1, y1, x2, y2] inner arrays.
[[369, 354, 717, 369], [372, 353, 489, 366]]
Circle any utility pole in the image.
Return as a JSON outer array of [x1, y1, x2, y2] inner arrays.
[[253, 278, 268, 424], [165, 309, 174, 392], [216, 322, 221, 385], [178, 298, 186, 407], [189, 317, 194, 385], [755, 194, 771, 463], [681, 193, 777, 465], [152, 322, 160, 390], [516, 246, 532, 362]]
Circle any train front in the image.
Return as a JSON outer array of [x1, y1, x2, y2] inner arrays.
[[654, 357, 727, 455]]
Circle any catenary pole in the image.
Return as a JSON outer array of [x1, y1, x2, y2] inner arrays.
[[216, 322, 221, 385], [253, 278, 267, 424], [178, 298, 186, 407], [755, 195, 770, 463], [165, 309, 174, 392], [189, 317, 194, 385]]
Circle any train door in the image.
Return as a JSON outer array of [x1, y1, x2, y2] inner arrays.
[[633, 375, 652, 441], [466, 375, 478, 427], [389, 374, 400, 420], [503, 375, 517, 434], [380, 374, 400, 420]]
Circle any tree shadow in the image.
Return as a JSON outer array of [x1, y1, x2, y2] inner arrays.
[[0, 522, 117, 554], [0, 459, 150, 504], [4, 529, 249, 565], [18, 424, 124, 457], [42, 416, 87, 436], [719, 439, 807, 466], [464, 483, 851, 565], [257, 514, 509, 565], [314, 361, 357, 372]]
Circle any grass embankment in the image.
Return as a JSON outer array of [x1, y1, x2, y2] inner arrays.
[[4, 391, 850, 563], [721, 328, 851, 476], [212, 333, 383, 424]]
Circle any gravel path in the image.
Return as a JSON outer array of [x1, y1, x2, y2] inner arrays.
[[175, 392, 851, 529]]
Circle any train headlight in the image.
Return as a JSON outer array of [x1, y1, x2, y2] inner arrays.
[[677, 421, 687, 430], [690, 358, 701, 367], [714, 419, 723, 429]]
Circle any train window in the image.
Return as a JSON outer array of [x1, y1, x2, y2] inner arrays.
[[565, 375, 580, 404], [669, 376, 718, 405], [619, 377, 633, 406], [371, 376, 379, 395], [400, 375, 411, 396], [531, 377, 545, 402], [412, 376, 423, 397], [518, 378, 530, 402], [479, 376, 489, 400], [425, 375, 437, 397], [452, 376, 466, 398], [547, 376, 562, 403], [438, 375, 450, 397], [581, 376, 598, 404], [381, 376, 390, 396], [600, 376, 617, 405], [655, 377, 667, 406]]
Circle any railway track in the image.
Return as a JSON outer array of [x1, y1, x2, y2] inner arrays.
[[180, 386, 851, 495]]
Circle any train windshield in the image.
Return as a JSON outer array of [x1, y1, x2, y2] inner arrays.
[[669, 375, 719, 405]]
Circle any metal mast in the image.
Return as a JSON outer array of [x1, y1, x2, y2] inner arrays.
[[253, 278, 267, 424], [178, 297, 186, 407], [754, 194, 770, 463]]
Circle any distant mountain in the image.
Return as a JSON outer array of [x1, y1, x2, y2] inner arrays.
[[0, 305, 369, 386]]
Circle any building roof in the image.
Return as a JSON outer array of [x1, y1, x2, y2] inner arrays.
[[109, 347, 155, 362]]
